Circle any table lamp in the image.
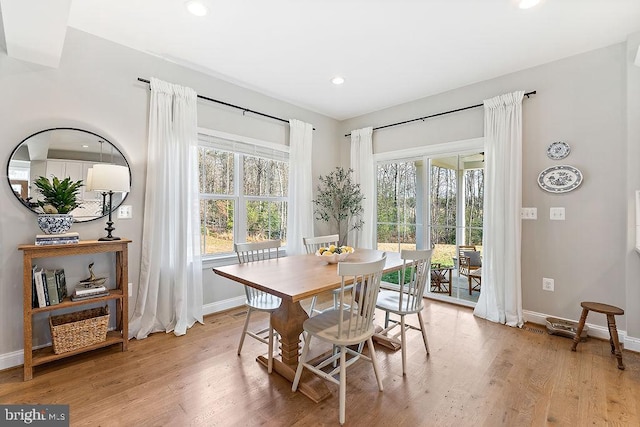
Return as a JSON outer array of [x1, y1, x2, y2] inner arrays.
[[85, 167, 109, 215], [90, 164, 130, 241]]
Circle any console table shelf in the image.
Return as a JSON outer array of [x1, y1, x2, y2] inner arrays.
[[32, 332, 125, 366], [30, 290, 123, 314], [19, 239, 131, 381]]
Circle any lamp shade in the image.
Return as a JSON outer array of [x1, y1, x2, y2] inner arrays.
[[91, 164, 130, 192], [85, 168, 94, 191]]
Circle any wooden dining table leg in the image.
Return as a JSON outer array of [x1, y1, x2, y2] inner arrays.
[[256, 298, 332, 403]]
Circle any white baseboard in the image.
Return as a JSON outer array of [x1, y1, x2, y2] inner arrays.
[[523, 309, 639, 353], [624, 335, 640, 352], [0, 350, 23, 372], [0, 297, 247, 373], [202, 296, 245, 316]]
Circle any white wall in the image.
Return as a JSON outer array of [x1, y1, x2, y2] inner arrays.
[[341, 42, 638, 343], [625, 32, 640, 339], [0, 28, 340, 363]]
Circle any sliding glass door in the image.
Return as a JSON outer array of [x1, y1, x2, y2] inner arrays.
[[375, 149, 484, 305], [429, 152, 484, 303]]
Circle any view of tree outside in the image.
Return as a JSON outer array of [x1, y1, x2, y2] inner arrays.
[[377, 161, 418, 253], [377, 155, 484, 269], [463, 168, 484, 246], [430, 159, 484, 266], [430, 165, 457, 247], [199, 146, 288, 255]]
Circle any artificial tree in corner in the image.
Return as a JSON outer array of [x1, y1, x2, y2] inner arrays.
[[312, 167, 364, 246]]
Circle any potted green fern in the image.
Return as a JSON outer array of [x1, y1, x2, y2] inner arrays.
[[33, 176, 83, 234]]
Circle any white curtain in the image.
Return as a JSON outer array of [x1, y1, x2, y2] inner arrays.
[[286, 119, 314, 255], [473, 91, 524, 327], [129, 77, 203, 339], [349, 127, 374, 249]]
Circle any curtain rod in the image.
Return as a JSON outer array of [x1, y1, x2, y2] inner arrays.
[[344, 90, 536, 137], [138, 78, 314, 129]]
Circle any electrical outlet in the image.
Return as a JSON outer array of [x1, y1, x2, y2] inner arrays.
[[521, 207, 537, 220], [118, 205, 133, 219], [550, 207, 565, 221], [128, 282, 133, 297], [542, 277, 554, 291]]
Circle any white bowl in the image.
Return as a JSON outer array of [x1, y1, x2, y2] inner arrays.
[[315, 250, 352, 264]]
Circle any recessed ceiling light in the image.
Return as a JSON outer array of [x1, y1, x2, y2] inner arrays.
[[185, 0, 208, 16], [519, 0, 540, 9], [82, 145, 89, 148], [331, 76, 345, 85]]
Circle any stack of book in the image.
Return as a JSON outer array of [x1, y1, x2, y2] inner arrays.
[[32, 267, 68, 308], [71, 282, 109, 301], [35, 232, 80, 246]]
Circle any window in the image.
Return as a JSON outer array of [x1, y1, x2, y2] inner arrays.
[[198, 131, 289, 257], [376, 160, 420, 253], [376, 146, 484, 304]]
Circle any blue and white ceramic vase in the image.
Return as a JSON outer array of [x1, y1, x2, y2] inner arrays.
[[36, 214, 74, 234]]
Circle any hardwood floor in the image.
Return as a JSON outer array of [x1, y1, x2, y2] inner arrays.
[[1, 299, 639, 426]]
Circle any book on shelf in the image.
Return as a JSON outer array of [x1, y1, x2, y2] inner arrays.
[[54, 269, 67, 301], [35, 232, 79, 246], [36, 232, 79, 240], [74, 283, 107, 295], [70, 290, 110, 301], [44, 270, 60, 305], [35, 239, 79, 246], [41, 270, 50, 305], [33, 266, 47, 308], [31, 268, 38, 308]]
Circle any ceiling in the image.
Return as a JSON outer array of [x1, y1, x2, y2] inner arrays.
[[3, 1, 640, 120]]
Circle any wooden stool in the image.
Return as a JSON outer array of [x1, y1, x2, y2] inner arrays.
[[571, 301, 625, 370]]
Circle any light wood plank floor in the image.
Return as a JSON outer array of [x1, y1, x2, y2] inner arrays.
[[1, 300, 639, 426]]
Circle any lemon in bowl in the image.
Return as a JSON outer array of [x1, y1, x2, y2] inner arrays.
[[315, 245, 355, 264]]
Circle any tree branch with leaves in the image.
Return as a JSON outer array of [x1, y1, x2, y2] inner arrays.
[[312, 167, 364, 246]]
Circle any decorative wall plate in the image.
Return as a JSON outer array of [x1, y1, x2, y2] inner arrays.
[[546, 141, 571, 160], [537, 165, 583, 193]]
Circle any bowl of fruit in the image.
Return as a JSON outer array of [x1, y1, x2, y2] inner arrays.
[[315, 245, 355, 264]]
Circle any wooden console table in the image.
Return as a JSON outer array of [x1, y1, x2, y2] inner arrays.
[[19, 239, 130, 381]]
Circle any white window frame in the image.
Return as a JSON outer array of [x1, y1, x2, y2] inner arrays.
[[374, 137, 484, 247], [198, 128, 289, 266]]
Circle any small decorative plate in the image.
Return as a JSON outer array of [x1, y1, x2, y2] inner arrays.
[[546, 141, 571, 160], [537, 165, 583, 193]]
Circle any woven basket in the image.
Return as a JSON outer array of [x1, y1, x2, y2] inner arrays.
[[50, 306, 109, 354]]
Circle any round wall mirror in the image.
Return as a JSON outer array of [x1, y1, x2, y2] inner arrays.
[[7, 128, 131, 223]]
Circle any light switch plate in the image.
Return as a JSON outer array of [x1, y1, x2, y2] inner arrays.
[[550, 207, 565, 221], [521, 207, 537, 220], [118, 205, 132, 219]]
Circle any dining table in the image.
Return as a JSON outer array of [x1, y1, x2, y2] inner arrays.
[[213, 248, 403, 402]]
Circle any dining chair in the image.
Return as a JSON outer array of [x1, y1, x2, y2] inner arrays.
[[292, 254, 387, 425], [375, 248, 433, 376], [234, 240, 282, 374], [303, 234, 342, 315]]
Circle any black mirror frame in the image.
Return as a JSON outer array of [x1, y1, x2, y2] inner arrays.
[[6, 127, 132, 223]]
